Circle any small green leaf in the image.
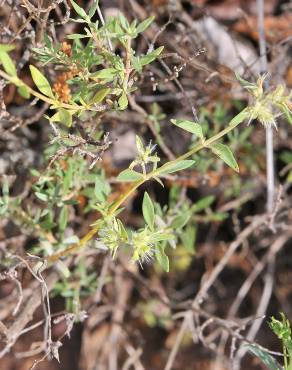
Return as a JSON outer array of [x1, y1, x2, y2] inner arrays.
[[170, 212, 191, 229], [44, 33, 52, 49], [170, 119, 204, 139], [135, 135, 144, 153], [35, 192, 49, 202], [280, 151, 292, 164], [150, 233, 174, 243], [181, 225, 196, 253], [0, 176, 9, 215], [89, 88, 110, 104], [88, 1, 98, 19], [70, 0, 88, 19], [140, 46, 164, 66], [229, 109, 248, 127], [56, 261, 71, 278], [94, 176, 109, 202], [117, 219, 128, 240], [210, 143, 239, 172], [119, 14, 130, 31], [58, 206, 68, 232], [210, 212, 228, 221], [58, 108, 72, 127], [0, 52, 17, 76], [67, 33, 90, 40], [118, 92, 128, 109], [93, 68, 118, 80], [156, 249, 169, 272], [29, 65, 54, 98], [191, 195, 215, 213], [117, 169, 143, 182], [17, 85, 31, 99], [280, 104, 292, 125], [142, 192, 155, 229], [136, 16, 155, 34], [159, 160, 195, 175], [2, 177, 9, 198], [235, 73, 256, 90], [245, 345, 281, 370], [0, 44, 15, 53]]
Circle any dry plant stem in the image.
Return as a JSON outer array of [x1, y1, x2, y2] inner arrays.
[[257, 0, 275, 213], [229, 232, 291, 317], [0, 270, 59, 358], [192, 214, 267, 307], [215, 231, 291, 367], [47, 109, 247, 263], [164, 314, 190, 370], [233, 233, 291, 369], [163, 214, 268, 370], [122, 343, 144, 370]]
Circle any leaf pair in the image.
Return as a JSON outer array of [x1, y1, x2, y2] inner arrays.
[[29, 65, 54, 99], [116, 159, 196, 183], [171, 118, 239, 172]]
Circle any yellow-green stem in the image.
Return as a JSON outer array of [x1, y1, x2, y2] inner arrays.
[[0, 69, 95, 111], [47, 108, 247, 263]]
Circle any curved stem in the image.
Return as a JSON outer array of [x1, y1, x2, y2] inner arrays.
[[47, 108, 247, 263]]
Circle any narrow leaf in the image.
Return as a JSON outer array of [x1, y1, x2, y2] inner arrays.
[[210, 143, 239, 172], [118, 92, 128, 109], [89, 88, 110, 104], [140, 46, 164, 66], [181, 225, 196, 253], [67, 33, 90, 40], [70, 0, 88, 19], [92, 68, 118, 80], [0, 44, 15, 53], [142, 192, 155, 229], [150, 233, 174, 243], [245, 345, 281, 370], [17, 85, 31, 99], [88, 1, 98, 19], [191, 195, 215, 213], [156, 249, 169, 272], [0, 52, 16, 76], [29, 65, 54, 98], [170, 119, 204, 139], [159, 160, 195, 175], [58, 108, 72, 127], [94, 177, 109, 202], [2, 177, 9, 198], [170, 212, 191, 229], [116, 169, 143, 182], [136, 16, 155, 34], [35, 192, 49, 202], [58, 206, 68, 232], [229, 109, 248, 127]]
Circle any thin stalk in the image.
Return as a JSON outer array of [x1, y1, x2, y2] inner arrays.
[[47, 109, 247, 262], [123, 36, 132, 91], [0, 70, 100, 112], [257, 0, 275, 212], [109, 111, 247, 215], [284, 345, 288, 370]]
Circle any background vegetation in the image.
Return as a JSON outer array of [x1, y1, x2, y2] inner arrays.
[[0, 0, 291, 369]]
